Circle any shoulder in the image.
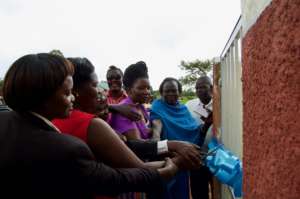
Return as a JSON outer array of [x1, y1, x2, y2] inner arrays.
[[151, 99, 162, 109], [42, 130, 94, 159], [185, 98, 199, 106]]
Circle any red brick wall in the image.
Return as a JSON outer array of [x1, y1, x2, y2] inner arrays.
[[242, 0, 300, 198]]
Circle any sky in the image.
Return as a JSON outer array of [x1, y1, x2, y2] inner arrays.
[[0, 0, 241, 90]]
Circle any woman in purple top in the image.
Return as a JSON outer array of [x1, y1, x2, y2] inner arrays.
[[110, 61, 152, 141]]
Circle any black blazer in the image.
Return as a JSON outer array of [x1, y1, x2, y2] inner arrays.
[[126, 140, 158, 160], [0, 111, 163, 199]]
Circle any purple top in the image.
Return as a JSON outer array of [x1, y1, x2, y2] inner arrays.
[[110, 97, 151, 139]]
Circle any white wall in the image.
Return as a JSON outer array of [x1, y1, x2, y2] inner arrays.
[[241, 0, 272, 35]]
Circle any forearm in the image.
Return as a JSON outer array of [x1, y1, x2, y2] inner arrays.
[[77, 158, 164, 196], [88, 119, 145, 168], [108, 104, 119, 113], [151, 119, 162, 140], [126, 140, 158, 160]]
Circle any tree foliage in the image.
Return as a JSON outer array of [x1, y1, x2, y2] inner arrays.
[[178, 59, 212, 88], [49, 49, 64, 57]]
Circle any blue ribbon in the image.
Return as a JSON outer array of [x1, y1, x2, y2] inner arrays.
[[205, 138, 243, 197]]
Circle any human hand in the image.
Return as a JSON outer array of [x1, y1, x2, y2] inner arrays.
[[116, 104, 142, 121], [167, 141, 202, 170], [144, 160, 165, 170], [157, 158, 178, 181]]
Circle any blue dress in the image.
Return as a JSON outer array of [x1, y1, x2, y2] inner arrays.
[[150, 99, 204, 199]]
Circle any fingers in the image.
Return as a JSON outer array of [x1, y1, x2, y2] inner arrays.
[[173, 144, 203, 170], [144, 160, 165, 169]]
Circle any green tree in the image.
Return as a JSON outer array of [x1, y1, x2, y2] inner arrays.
[[49, 49, 64, 57], [178, 59, 212, 88]]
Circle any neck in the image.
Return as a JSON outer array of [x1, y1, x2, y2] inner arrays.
[[73, 103, 91, 114], [200, 98, 211, 105], [128, 95, 140, 105], [110, 89, 123, 98]]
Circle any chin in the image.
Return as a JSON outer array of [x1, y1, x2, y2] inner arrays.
[[166, 101, 176, 105]]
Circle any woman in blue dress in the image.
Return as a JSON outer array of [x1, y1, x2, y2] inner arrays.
[[150, 77, 211, 199]]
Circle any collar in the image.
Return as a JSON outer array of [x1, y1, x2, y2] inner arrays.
[[29, 111, 61, 133], [198, 99, 212, 106], [107, 90, 127, 98]]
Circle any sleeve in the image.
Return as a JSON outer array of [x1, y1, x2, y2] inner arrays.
[[111, 113, 138, 135], [70, 141, 164, 196], [126, 140, 158, 160]]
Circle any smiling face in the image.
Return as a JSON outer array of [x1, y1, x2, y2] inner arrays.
[[75, 72, 100, 114], [106, 69, 123, 93], [161, 80, 180, 105], [42, 75, 74, 119], [127, 78, 151, 104]]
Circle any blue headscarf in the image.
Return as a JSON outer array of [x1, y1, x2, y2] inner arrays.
[[150, 99, 204, 145]]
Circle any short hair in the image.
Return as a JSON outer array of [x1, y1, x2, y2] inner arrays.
[[159, 77, 182, 94], [67, 57, 95, 90], [123, 61, 148, 90], [3, 53, 74, 112], [106, 65, 123, 78], [196, 75, 212, 86]]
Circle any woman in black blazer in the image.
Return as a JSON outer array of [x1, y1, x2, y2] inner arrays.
[[0, 53, 178, 199]]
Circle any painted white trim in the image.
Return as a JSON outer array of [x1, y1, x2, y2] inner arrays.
[[241, 0, 272, 35]]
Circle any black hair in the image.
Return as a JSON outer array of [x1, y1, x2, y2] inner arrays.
[[159, 77, 182, 94], [196, 75, 212, 86], [106, 65, 123, 78], [67, 57, 95, 89], [3, 53, 74, 112], [123, 61, 149, 90]]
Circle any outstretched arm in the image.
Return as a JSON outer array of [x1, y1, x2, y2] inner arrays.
[[151, 119, 162, 141], [109, 104, 141, 121], [71, 142, 178, 196], [87, 118, 145, 168]]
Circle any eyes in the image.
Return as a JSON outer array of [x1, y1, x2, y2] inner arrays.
[[107, 75, 121, 81], [196, 85, 210, 91], [163, 88, 178, 94]]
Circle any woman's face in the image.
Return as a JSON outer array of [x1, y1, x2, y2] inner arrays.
[[106, 70, 123, 93], [43, 75, 74, 119], [161, 80, 180, 105], [128, 78, 150, 104], [75, 72, 100, 114]]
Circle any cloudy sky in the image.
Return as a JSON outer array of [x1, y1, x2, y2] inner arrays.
[[0, 0, 241, 89]]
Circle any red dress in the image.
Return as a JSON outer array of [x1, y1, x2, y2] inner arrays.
[[52, 110, 112, 199], [52, 109, 94, 142]]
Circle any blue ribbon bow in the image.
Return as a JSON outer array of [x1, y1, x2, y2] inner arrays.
[[205, 138, 243, 197]]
